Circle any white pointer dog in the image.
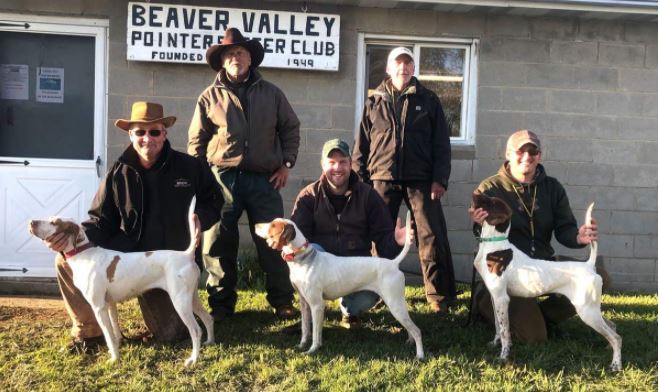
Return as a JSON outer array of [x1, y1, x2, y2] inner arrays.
[[254, 213, 424, 359], [472, 193, 622, 371], [28, 197, 214, 366]]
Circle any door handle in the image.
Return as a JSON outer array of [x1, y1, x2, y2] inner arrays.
[[95, 156, 102, 178], [0, 160, 29, 165], [0, 22, 30, 29]]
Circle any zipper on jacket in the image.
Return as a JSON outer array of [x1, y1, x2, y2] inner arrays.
[[399, 96, 409, 180], [388, 98, 402, 180], [335, 192, 354, 252], [336, 213, 341, 246]]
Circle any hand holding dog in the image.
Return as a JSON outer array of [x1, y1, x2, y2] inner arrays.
[[468, 206, 488, 225], [44, 232, 68, 252], [577, 218, 598, 245]]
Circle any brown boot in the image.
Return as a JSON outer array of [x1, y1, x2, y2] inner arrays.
[[340, 315, 361, 329], [274, 304, 298, 320], [63, 335, 105, 355]]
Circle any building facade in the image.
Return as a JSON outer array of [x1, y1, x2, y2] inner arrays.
[[0, 0, 656, 292]]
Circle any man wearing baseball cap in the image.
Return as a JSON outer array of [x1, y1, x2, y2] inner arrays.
[[46, 101, 221, 352], [353, 46, 457, 315], [188, 27, 300, 321], [468, 129, 606, 342], [290, 139, 410, 329]]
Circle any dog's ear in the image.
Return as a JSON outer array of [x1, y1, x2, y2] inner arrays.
[[59, 221, 82, 249], [273, 222, 296, 250], [280, 223, 296, 244], [471, 191, 487, 209], [484, 197, 512, 227], [486, 248, 513, 276]]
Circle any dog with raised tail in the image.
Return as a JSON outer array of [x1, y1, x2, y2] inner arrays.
[[28, 196, 214, 366], [472, 193, 622, 371], [254, 212, 424, 359]]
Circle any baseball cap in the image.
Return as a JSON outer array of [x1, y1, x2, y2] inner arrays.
[[387, 47, 414, 64], [321, 138, 351, 158], [506, 129, 541, 152]]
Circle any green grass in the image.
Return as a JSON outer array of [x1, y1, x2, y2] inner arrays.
[[0, 286, 656, 391]]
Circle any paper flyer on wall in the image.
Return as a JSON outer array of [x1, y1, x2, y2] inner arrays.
[[0, 64, 29, 100], [36, 67, 64, 103]]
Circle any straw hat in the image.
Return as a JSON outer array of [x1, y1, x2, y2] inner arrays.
[[114, 101, 176, 131]]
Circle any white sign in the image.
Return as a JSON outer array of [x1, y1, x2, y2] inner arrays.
[[126, 2, 340, 71], [36, 67, 64, 103], [0, 64, 29, 100]]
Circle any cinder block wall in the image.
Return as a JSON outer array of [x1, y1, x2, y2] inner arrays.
[[6, 0, 654, 291]]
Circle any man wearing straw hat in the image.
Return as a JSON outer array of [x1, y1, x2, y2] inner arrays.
[[188, 28, 300, 321], [46, 101, 221, 353]]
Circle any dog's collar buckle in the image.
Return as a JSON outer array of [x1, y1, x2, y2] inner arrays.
[[282, 241, 309, 262], [64, 242, 96, 259], [478, 235, 508, 243]]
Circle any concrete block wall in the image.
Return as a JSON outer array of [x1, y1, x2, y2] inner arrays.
[[476, 16, 658, 292], [5, 0, 654, 292]]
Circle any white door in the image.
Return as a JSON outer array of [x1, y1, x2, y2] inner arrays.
[[0, 16, 107, 277]]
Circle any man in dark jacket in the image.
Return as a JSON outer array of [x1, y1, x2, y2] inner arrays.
[[188, 28, 300, 320], [469, 129, 602, 342], [353, 47, 457, 314], [46, 101, 221, 353], [291, 139, 409, 328]]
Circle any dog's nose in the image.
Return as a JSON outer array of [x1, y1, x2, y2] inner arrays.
[[28, 220, 36, 233]]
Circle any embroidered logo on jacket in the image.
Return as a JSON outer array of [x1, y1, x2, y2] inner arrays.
[[174, 178, 191, 188]]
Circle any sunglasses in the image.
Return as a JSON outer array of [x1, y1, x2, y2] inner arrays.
[[515, 148, 540, 157], [131, 129, 164, 137]]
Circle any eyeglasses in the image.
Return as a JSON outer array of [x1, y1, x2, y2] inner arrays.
[[515, 148, 540, 157], [131, 129, 164, 137]]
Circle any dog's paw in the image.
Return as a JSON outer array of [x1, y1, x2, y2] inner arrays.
[[494, 356, 511, 366], [609, 362, 622, 372], [184, 357, 197, 367], [203, 338, 215, 345], [304, 346, 320, 355]]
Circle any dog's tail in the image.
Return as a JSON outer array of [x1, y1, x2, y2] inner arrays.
[[393, 211, 412, 264], [585, 202, 598, 268], [185, 196, 198, 255]]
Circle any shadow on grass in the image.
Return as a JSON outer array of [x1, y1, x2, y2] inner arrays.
[[201, 295, 657, 377]]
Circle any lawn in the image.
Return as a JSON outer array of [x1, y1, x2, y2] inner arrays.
[[0, 285, 656, 391]]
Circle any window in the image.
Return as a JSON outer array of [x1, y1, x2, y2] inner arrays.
[[357, 34, 478, 145]]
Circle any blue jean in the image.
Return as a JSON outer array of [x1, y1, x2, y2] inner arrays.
[[310, 244, 380, 317]]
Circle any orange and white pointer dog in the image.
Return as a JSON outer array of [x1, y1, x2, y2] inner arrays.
[[255, 212, 424, 359], [28, 197, 214, 366], [472, 193, 622, 371]]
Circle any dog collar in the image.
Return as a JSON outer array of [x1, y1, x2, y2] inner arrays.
[[64, 242, 96, 259], [478, 236, 508, 243], [282, 241, 309, 262]]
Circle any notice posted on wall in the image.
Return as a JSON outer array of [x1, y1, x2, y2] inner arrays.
[[36, 67, 64, 103], [0, 64, 29, 100]]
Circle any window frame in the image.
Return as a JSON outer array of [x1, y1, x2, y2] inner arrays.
[[355, 33, 479, 146]]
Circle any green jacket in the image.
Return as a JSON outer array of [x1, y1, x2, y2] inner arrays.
[[187, 68, 300, 174], [475, 163, 583, 259]]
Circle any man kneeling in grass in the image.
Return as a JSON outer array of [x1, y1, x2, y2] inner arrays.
[[289, 139, 411, 329]]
